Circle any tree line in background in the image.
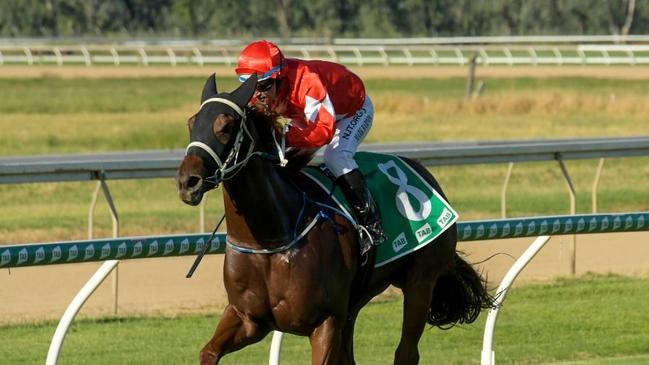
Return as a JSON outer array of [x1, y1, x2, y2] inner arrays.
[[0, 0, 644, 39]]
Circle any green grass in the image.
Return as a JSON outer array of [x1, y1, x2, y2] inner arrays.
[[538, 356, 649, 365], [1, 274, 648, 364], [1, 75, 648, 244]]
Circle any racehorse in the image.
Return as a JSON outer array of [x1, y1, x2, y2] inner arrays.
[[176, 73, 495, 365]]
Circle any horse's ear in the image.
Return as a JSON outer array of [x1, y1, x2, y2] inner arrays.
[[201, 74, 218, 103], [187, 114, 196, 133], [230, 73, 257, 109]]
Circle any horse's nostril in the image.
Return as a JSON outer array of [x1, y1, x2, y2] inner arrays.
[[187, 175, 202, 190]]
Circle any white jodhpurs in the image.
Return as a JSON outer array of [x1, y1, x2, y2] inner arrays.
[[323, 95, 374, 178]]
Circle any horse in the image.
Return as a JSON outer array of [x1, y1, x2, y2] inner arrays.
[[176, 73, 495, 365]]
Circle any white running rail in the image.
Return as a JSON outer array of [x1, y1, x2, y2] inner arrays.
[[4, 36, 649, 66], [46, 260, 120, 365], [480, 236, 552, 365]]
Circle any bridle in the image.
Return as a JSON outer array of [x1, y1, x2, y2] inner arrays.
[[184, 97, 287, 186]]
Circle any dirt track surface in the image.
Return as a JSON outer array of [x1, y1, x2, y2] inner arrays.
[[4, 65, 649, 80], [1, 232, 647, 324]]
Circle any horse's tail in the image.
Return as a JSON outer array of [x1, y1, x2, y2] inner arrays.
[[428, 252, 497, 329]]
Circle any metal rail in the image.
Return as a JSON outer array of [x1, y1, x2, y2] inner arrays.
[[4, 212, 646, 268], [4, 37, 649, 66], [2, 136, 648, 239], [2, 137, 648, 184]]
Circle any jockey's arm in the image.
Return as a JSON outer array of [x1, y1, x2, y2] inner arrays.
[[286, 77, 337, 149], [286, 117, 334, 148]]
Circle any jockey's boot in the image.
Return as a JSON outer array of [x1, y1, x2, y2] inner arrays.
[[337, 169, 387, 256]]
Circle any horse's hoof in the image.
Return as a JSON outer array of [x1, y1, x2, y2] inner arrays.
[[199, 350, 218, 365]]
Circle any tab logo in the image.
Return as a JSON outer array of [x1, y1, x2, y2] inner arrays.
[[437, 208, 453, 228], [462, 226, 472, 240], [51, 246, 62, 263], [613, 217, 621, 230], [564, 219, 573, 233], [475, 224, 485, 239], [148, 240, 159, 256], [1, 249, 11, 266], [17, 248, 28, 265], [392, 232, 408, 252], [502, 223, 511, 237], [195, 238, 205, 253], [68, 245, 78, 261], [488, 224, 498, 238], [116, 243, 127, 258], [84, 245, 95, 260], [35, 247, 45, 263], [133, 242, 143, 256], [100, 244, 111, 259], [540, 220, 548, 234], [164, 239, 175, 255], [415, 223, 433, 243], [600, 217, 609, 231], [527, 221, 536, 234], [515, 222, 523, 236], [209, 237, 220, 252], [638, 216, 645, 228], [180, 238, 190, 254]]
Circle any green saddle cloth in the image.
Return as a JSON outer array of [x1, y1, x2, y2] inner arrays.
[[301, 151, 458, 268]]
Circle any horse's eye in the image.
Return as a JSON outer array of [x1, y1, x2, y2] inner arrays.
[[213, 115, 235, 144]]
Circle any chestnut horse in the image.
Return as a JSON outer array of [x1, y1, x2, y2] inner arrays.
[[176, 74, 495, 365]]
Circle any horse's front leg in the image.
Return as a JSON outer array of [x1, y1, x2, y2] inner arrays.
[[309, 315, 344, 365], [200, 305, 269, 365], [339, 311, 359, 365]]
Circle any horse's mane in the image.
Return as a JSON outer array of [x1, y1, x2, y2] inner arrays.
[[246, 108, 279, 147], [247, 107, 277, 125]]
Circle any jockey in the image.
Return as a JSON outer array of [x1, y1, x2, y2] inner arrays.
[[235, 40, 386, 253]]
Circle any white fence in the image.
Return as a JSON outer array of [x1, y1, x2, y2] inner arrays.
[[4, 35, 649, 66]]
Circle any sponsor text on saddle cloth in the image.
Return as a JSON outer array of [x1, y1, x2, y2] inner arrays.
[[301, 151, 458, 268]]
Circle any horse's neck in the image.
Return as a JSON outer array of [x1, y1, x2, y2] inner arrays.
[[223, 157, 304, 245]]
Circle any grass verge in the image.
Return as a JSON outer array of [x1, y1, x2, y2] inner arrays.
[[1, 274, 648, 365]]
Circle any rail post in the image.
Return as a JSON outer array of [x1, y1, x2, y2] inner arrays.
[[481, 236, 552, 365], [501, 162, 514, 218], [88, 172, 120, 314], [592, 158, 605, 213], [269, 331, 284, 365], [556, 155, 577, 275], [46, 260, 120, 365], [465, 53, 478, 100]]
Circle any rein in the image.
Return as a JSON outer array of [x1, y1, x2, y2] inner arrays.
[[226, 195, 358, 255], [185, 213, 226, 278], [226, 210, 326, 254]]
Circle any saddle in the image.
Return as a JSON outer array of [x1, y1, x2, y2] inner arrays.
[[300, 152, 458, 268]]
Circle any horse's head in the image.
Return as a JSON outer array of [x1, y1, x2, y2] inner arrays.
[[176, 73, 258, 206]]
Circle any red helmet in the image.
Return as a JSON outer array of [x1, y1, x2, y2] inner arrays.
[[236, 40, 284, 82]]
